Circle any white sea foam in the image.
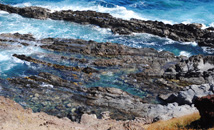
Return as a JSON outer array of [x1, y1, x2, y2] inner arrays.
[[0, 54, 10, 62], [209, 22, 214, 27], [6, 1, 214, 28], [202, 47, 214, 54], [13, 57, 24, 64], [180, 42, 198, 46], [130, 1, 146, 8], [14, 2, 32, 7], [179, 51, 191, 57], [12, 2, 144, 20], [0, 11, 9, 14], [0, 43, 44, 73], [39, 83, 54, 88]]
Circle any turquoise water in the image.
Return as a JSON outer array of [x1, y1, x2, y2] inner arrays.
[[0, 0, 212, 85], [0, 0, 213, 101]]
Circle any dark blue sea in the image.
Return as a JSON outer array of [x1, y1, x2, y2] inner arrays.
[[0, 0, 213, 105]]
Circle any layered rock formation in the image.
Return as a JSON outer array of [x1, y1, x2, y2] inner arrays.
[[1, 3, 214, 48], [0, 1, 214, 128], [0, 33, 204, 124]]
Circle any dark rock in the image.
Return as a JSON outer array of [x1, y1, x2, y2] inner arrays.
[[1, 4, 214, 48], [8, 72, 197, 124], [82, 67, 99, 74], [12, 54, 98, 74], [0, 33, 35, 41], [195, 95, 214, 127], [3, 33, 214, 103]]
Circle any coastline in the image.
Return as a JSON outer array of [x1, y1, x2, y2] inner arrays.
[[0, 2, 214, 129]]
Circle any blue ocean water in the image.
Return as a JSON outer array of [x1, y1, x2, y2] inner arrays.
[[1, 0, 214, 25], [0, 0, 213, 101], [0, 0, 213, 79], [0, 0, 213, 73]]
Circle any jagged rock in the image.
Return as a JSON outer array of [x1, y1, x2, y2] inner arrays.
[[195, 95, 214, 127], [159, 84, 214, 105], [13, 54, 98, 74], [82, 67, 98, 74], [0, 33, 35, 41], [2, 33, 214, 103], [0, 33, 208, 124], [1, 4, 214, 48]]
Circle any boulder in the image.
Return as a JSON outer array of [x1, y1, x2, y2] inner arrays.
[[159, 84, 214, 105], [195, 95, 214, 127]]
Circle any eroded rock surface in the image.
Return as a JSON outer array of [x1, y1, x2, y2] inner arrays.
[[0, 33, 210, 124]]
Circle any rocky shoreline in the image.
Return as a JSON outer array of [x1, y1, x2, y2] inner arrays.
[[1, 3, 214, 49], [0, 2, 214, 129], [0, 33, 213, 125]]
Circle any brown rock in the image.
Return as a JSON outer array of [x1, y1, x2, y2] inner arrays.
[[195, 95, 214, 127]]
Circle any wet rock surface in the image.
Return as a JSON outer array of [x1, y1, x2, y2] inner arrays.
[[195, 95, 214, 127], [1, 3, 214, 48], [0, 33, 212, 124], [7, 72, 197, 124]]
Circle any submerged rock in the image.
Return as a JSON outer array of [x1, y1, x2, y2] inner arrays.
[[8, 72, 197, 124], [0, 33, 211, 124], [1, 33, 213, 103], [13, 54, 98, 74]]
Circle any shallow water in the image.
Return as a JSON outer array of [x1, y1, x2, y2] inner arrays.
[[0, 0, 214, 119], [0, 0, 213, 98]]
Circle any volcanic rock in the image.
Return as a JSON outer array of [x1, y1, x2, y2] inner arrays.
[[195, 95, 214, 127]]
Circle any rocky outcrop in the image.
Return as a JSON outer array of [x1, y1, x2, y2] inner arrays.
[[195, 95, 214, 127], [1, 4, 214, 48], [0, 33, 35, 41], [1, 33, 213, 103], [164, 55, 214, 84], [0, 33, 209, 124], [39, 37, 161, 57], [13, 54, 98, 74], [158, 84, 214, 105]]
